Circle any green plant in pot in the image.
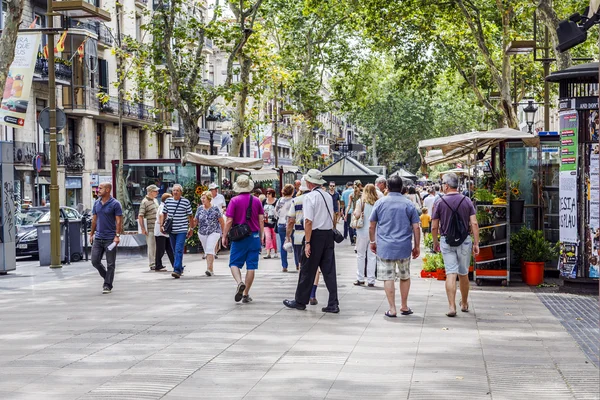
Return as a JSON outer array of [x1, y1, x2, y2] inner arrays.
[[521, 230, 559, 286], [473, 188, 495, 204], [476, 208, 494, 227]]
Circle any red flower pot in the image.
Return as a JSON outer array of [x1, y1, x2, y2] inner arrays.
[[436, 268, 446, 280], [523, 261, 544, 286]]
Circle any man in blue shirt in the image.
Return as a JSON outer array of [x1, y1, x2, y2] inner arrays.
[[90, 182, 123, 294], [340, 182, 354, 240], [369, 175, 420, 318]]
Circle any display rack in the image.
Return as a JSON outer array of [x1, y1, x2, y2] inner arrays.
[[474, 203, 510, 286]]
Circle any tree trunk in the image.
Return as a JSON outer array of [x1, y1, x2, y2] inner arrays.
[[536, 0, 572, 70], [500, 54, 519, 129], [182, 116, 199, 154], [229, 55, 251, 156], [0, 0, 24, 99]]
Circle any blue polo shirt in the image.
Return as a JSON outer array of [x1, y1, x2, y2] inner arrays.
[[370, 193, 419, 260], [92, 197, 123, 240], [341, 188, 353, 213]]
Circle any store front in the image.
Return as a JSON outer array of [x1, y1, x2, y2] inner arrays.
[[65, 176, 82, 208]]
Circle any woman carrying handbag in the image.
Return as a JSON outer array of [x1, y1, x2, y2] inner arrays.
[[353, 184, 378, 287]]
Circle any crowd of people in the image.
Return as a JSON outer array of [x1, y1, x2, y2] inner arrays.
[[88, 171, 480, 318]]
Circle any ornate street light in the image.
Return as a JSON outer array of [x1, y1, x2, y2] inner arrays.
[[523, 100, 539, 135], [205, 109, 219, 156]]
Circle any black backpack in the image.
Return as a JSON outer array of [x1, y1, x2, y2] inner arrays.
[[440, 196, 469, 247]]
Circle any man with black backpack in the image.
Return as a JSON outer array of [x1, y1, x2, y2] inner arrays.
[[431, 173, 480, 317]]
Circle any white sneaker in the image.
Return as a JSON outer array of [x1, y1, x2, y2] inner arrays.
[[273, 253, 279, 259]]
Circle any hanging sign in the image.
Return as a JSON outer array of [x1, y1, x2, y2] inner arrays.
[[0, 33, 42, 128], [559, 111, 578, 172]]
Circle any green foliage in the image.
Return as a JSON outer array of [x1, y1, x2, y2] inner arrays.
[[423, 252, 444, 272], [521, 230, 559, 263], [473, 189, 495, 203], [493, 170, 521, 200], [476, 208, 494, 226], [423, 233, 434, 251], [510, 226, 534, 262]]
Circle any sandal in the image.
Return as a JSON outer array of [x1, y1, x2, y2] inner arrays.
[[446, 311, 457, 317], [460, 301, 469, 312], [384, 311, 397, 318], [400, 308, 413, 315]]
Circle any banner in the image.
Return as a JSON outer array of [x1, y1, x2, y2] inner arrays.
[[0, 32, 42, 128], [559, 111, 578, 172], [559, 171, 578, 243], [591, 152, 600, 230]]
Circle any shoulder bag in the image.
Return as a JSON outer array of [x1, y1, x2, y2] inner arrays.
[[228, 195, 254, 242], [316, 190, 344, 243], [162, 199, 181, 234], [350, 199, 365, 229]]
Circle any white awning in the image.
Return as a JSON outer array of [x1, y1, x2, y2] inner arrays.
[[182, 153, 264, 170]]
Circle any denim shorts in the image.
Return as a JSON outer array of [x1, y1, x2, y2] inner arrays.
[[229, 232, 261, 270], [440, 236, 472, 275]]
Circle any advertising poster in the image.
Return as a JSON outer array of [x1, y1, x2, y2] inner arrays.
[[559, 171, 578, 243], [0, 32, 42, 128], [559, 111, 578, 172], [591, 152, 599, 230], [589, 227, 600, 278]]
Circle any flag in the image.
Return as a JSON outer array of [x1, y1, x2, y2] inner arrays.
[[55, 30, 67, 53], [43, 44, 48, 58], [77, 41, 85, 61], [29, 17, 37, 29]]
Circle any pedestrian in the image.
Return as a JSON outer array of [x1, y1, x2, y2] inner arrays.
[[293, 179, 301, 197], [209, 183, 226, 257], [262, 188, 279, 259], [89, 182, 123, 294], [159, 184, 194, 279], [154, 193, 175, 272], [423, 188, 437, 214], [222, 175, 264, 303], [195, 190, 225, 276], [275, 184, 295, 272], [405, 186, 423, 214], [375, 177, 387, 198], [346, 180, 363, 246], [138, 184, 159, 270], [353, 183, 378, 287], [328, 181, 341, 226], [283, 169, 339, 313], [341, 182, 353, 241], [369, 175, 420, 318], [431, 172, 480, 317], [420, 207, 431, 234]]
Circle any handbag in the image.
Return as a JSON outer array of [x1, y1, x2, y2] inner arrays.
[[316, 190, 344, 244], [162, 199, 181, 234], [350, 200, 365, 229], [228, 195, 254, 242]]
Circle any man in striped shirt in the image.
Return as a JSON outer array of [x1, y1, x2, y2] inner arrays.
[[160, 184, 194, 278]]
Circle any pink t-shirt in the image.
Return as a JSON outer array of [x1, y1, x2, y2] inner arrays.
[[225, 193, 264, 232]]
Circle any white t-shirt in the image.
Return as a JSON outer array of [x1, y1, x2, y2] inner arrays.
[[154, 203, 168, 237], [303, 188, 334, 230], [211, 193, 226, 212], [423, 195, 436, 213]]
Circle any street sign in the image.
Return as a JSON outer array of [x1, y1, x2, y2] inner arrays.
[[538, 131, 559, 136], [38, 107, 66, 133], [33, 154, 42, 172]]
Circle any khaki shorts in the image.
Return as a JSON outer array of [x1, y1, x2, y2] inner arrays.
[[377, 257, 411, 281]]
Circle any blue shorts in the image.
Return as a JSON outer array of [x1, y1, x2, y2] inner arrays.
[[440, 236, 472, 275], [229, 232, 261, 270]]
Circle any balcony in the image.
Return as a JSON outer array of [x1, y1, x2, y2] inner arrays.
[[52, 0, 111, 22], [98, 95, 157, 122], [203, 78, 214, 87], [67, 19, 99, 36], [97, 23, 113, 47], [65, 144, 85, 173], [33, 54, 72, 86]]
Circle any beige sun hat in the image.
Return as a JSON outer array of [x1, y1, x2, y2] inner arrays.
[[233, 175, 254, 193], [299, 177, 309, 192], [305, 169, 326, 185]]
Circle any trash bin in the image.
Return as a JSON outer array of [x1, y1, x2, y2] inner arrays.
[[36, 222, 65, 267], [64, 219, 83, 262]]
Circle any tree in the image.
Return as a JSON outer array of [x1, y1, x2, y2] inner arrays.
[[0, 0, 25, 98]]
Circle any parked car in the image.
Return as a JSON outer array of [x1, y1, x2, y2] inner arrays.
[[16, 206, 82, 258]]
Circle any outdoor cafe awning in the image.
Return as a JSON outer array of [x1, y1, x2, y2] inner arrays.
[[182, 152, 264, 170], [250, 166, 302, 182], [418, 128, 539, 166]]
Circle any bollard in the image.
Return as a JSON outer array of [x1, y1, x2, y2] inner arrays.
[[82, 215, 88, 261], [65, 219, 71, 265]]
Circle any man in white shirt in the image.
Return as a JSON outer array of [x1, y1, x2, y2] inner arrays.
[[283, 169, 339, 313], [375, 177, 387, 199], [209, 183, 226, 212], [423, 188, 437, 213]]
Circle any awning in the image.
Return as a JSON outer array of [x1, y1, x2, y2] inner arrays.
[[182, 152, 264, 170], [250, 166, 302, 183], [390, 168, 418, 180], [419, 128, 539, 166]]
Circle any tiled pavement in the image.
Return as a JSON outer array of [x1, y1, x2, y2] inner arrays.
[[0, 243, 598, 400], [537, 293, 599, 368]]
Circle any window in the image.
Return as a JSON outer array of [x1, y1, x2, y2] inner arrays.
[[0, 2, 7, 30], [96, 123, 105, 169], [36, 99, 47, 153], [135, 15, 142, 42], [98, 59, 108, 93], [67, 119, 76, 153], [33, 11, 47, 48], [63, 208, 79, 220], [157, 131, 163, 158]]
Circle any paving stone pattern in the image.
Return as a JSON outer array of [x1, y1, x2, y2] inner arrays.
[[537, 293, 599, 368], [0, 243, 598, 400]]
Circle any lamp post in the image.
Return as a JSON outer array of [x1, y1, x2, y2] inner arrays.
[[523, 100, 539, 135], [205, 109, 219, 156]]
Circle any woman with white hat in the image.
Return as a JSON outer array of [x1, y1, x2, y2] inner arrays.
[[222, 175, 265, 303]]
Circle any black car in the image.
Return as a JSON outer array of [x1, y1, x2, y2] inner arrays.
[[16, 206, 82, 258]]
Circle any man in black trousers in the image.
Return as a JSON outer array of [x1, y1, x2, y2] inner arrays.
[[283, 169, 339, 313]]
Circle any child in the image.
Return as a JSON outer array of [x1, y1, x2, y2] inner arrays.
[[420, 207, 431, 234]]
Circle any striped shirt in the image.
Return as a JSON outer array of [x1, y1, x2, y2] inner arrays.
[[287, 194, 305, 244], [162, 197, 192, 233]]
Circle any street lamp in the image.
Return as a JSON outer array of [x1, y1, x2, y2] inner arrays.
[[205, 109, 219, 156], [523, 100, 539, 135]]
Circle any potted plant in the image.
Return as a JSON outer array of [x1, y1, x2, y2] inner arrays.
[[521, 230, 559, 286], [493, 171, 524, 223], [421, 256, 437, 278], [473, 188, 495, 205], [510, 226, 534, 281]]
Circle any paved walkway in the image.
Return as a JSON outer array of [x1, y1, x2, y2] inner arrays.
[[0, 243, 598, 400]]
